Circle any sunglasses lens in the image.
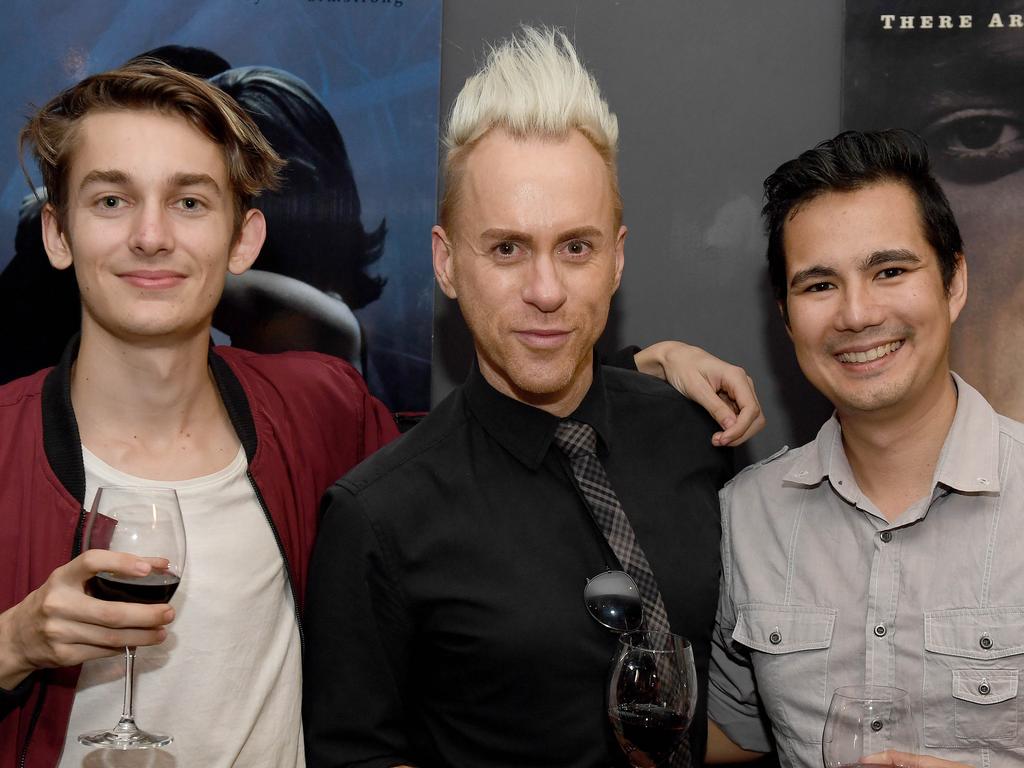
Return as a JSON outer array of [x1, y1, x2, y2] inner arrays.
[[584, 570, 643, 632]]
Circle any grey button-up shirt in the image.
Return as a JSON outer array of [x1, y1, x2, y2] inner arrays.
[[709, 374, 1024, 767]]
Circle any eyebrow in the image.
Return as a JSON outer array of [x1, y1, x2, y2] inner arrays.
[[169, 172, 222, 194], [789, 249, 924, 289], [77, 170, 222, 195], [789, 265, 838, 288], [78, 169, 129, 191], [859, 248, 922, 270], [478, 226, 606, 243]]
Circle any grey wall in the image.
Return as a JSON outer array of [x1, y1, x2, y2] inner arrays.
[[431, 0, 844, 463]]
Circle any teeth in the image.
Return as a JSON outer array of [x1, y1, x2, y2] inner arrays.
[[837, 341, 903, 364]]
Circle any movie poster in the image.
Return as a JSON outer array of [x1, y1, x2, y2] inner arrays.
[[0, 0, 441, 412], [844, 1, 1024, 422]]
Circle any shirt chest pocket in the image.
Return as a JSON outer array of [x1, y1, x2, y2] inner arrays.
[[923, 607, 1024, 749], [734, 604, 836, 744]]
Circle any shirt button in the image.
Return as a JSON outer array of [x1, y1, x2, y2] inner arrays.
[[873, 624, 887, 638], [980, 634, 993, 650], [880, 531, 893, 543], [769, 630, 782, 645], [979, 679, 992, 696], [870, 719, 884, 732]]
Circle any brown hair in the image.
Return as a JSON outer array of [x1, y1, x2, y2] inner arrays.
[[19, 61, 285, 233]]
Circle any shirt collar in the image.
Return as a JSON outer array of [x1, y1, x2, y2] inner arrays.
[[463, 357, 612, 469], [934, 372, 1002, 493], [784, 372, 1002, 496]]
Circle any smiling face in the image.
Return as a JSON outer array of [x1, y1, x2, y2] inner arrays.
[[432, 128, 625, 415], [782, 181, 967, 419], [41, 109, 265, 346]]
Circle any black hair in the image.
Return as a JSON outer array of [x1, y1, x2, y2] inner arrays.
[[128, 45, 231, 79], [211, 66, 386, 309], [763, 129, 962, 313]]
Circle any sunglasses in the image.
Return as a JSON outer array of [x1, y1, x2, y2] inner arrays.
[[584, 569, 644, 633]]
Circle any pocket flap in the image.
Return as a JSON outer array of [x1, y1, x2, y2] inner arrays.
[[952, 668, 1018, 705], [925, 607, 1024, 660], [734, 604, 836, 654]]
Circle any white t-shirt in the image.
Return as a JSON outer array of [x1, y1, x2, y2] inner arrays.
[[59, 446, 305, 768]]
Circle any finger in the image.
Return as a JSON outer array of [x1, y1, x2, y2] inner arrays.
[[684, 376, 741, 436], [38, 623, 169, 667], [860, 750, 923, 768], [138, 556, 172, 573], [714, 376, 765, 447], [42, 588, 174, 630], [79, 598, 176, 630], [716, 406, 767, 447], [63, 550, 155, 584], [62, 622, 169, 651]]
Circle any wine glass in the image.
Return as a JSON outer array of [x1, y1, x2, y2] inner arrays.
[[607, 630, 698, 767], [78, 486, 186, 750], [822, 685, 917, 768]]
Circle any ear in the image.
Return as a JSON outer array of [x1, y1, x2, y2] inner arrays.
[[611, 225, 626, 292], [227, 208, 266, 276], [41, 203, 74, 271], [777, 300, 793, 336], [946, 252, 968, 324], [432, 225, 458, 299]]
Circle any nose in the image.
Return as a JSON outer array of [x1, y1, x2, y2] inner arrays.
[[127, 202, 173, 257], [835, 282, 884, 332], [521, 252, 568, 312]]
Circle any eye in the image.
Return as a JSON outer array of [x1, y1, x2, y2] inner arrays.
[[878, 267, 905, 279], [99, 196, 122, 209], [177, 197, 204, 212], [804, 282, 834, 293], [492, 241, 521, 262], [561, 239, 593, 259], [923, 110, 1024, 184]]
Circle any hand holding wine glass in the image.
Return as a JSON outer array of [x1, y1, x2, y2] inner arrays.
[[607, 630, 698, 768], [0, 549, 175, 690], [78, 486, 186, 750], [823, 686, 917, 768]]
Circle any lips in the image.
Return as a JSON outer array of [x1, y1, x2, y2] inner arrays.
[[118, 270, 186, 289], [835, 340, 904, 364], [514, 329, 572, 349]]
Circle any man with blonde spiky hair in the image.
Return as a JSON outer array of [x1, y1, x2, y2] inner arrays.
[[304, 27, 731, 768]]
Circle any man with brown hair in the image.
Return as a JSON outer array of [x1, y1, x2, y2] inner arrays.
[[0, 62, 398, 767]]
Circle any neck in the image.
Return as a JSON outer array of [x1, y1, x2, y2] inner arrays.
[[838, 372, 958, 522], [71, 323, 236, 479]]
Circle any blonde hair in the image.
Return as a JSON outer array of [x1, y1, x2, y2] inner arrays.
[[20, 61, 285, 234], [439, 26, 621, 230]]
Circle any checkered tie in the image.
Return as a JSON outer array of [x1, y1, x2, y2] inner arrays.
[[554, 419, 691, 768]]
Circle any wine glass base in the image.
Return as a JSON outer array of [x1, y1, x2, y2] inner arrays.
[[78, 727, 172, 750]]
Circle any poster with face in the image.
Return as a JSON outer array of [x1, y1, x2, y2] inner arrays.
[[844, 1, 1024, 420], [0, 0, 441, 412]]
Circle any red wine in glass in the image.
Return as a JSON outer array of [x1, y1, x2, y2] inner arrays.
[[610, 702, 689, 765], [78, 486, 186, 751], [88, 572, 181, 604], [608, 631, 697, 767]]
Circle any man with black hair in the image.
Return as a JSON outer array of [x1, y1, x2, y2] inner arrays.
[[707, 130, 1021, 768]]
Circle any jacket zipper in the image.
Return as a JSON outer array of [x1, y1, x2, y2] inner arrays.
[[246, 471, 304, 652], [18, 507, 86, 768]]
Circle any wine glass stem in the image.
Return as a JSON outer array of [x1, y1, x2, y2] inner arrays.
[[120, 646, 137, 725]]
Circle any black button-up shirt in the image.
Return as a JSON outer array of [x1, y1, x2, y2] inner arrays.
[[304, 363, 730, 768]]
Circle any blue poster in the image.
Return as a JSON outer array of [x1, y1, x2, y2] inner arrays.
[[0, 0, 441, 411]]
